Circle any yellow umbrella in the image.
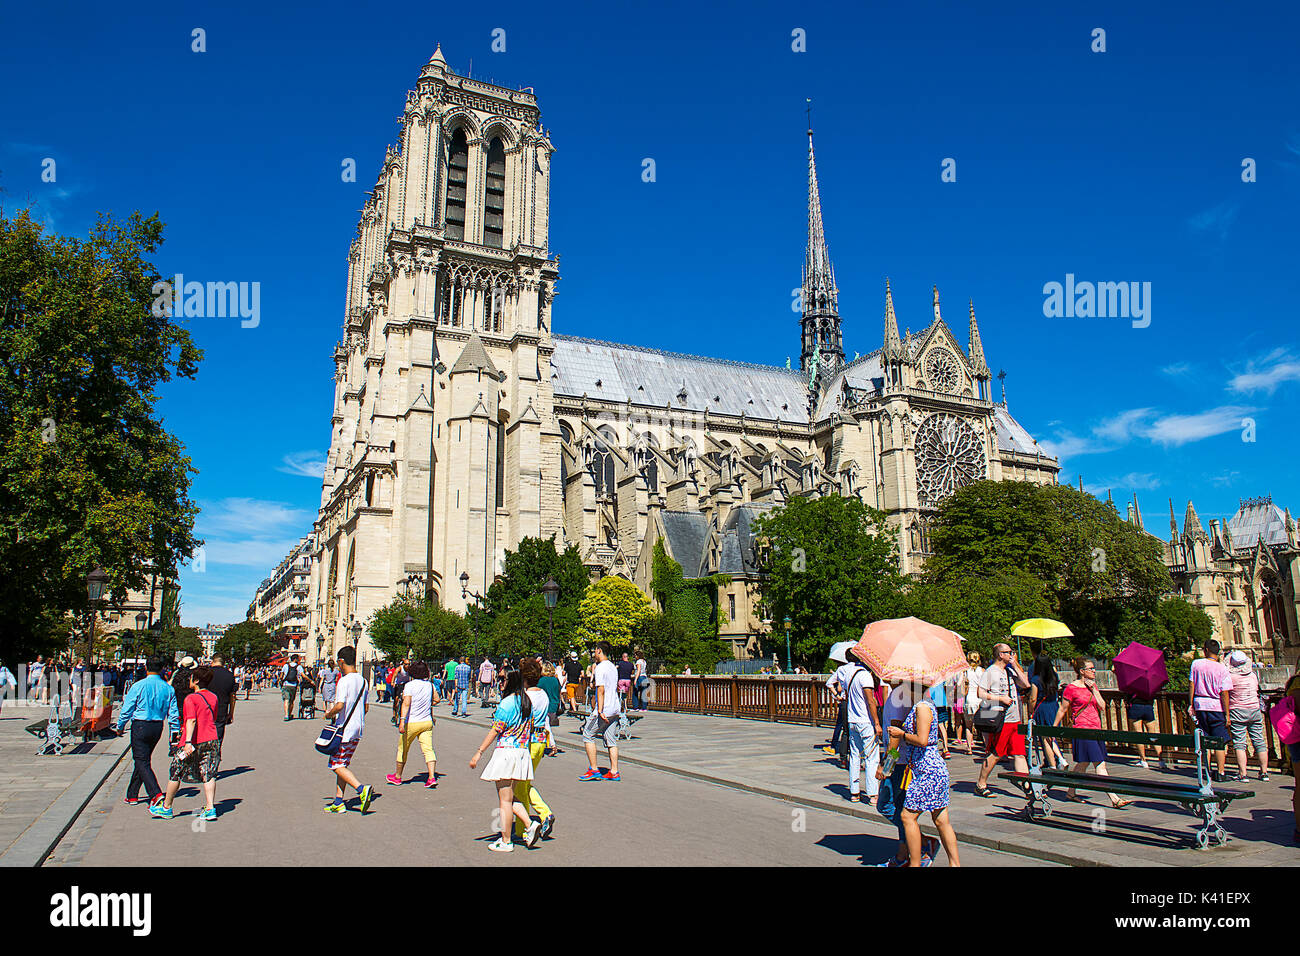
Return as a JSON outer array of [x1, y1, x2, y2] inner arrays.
[[1010, 618, 1074, 659]]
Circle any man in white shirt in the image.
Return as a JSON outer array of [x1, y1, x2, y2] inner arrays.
[[830, 656, 880, 801], [322, 646, 373, 814], [579, 642, 622, 782]]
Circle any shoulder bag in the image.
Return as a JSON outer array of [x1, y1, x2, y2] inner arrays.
[[315, 680, 368, 755], [972, 669, 1008, 734]]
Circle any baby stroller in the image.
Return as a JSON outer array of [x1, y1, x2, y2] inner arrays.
[[298, 681, 317, 719]]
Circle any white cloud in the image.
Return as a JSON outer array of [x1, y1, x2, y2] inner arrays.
[[1038, 433, 1110, 461], [1093, 407, 1155, 444], [278, 450, 327, 478], [1187, 201, 1239, 241], [1161, 362, 1192, 377], [1144, 405, 1256, 447], [196, 497, 313, 537], [1228, 348, 1300, 395]]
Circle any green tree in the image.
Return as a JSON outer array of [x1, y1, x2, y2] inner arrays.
[[481, 535, 588, 650], [368, 598, 471, 662], [155, 624, 203, 661], [924, 481, 1173, 652], [752, 495, 906, 665], [635, 610, 730, 675], [216, 620, 275, 663], [577, 576, 653, 648], [0, 209, 203, 661], [906, 567, 1056, 665]]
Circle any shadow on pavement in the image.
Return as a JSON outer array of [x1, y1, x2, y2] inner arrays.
[[814, 832, 902, 865]]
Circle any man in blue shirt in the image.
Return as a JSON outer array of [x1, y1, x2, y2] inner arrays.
[[453, 657, 471, 717], [116, 657, 180, 807]]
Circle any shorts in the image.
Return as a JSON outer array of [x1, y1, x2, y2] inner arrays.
[[582, 712, 619, 749], [986, 721, 1026, 758], [1194, 709, 1229, 742], [617, 679, 632, 694], [1228, 708, 1265, 753], [282, 685, 297, 702], [566, 683, 579, 700], [1126, 700, 1156, 723], [170, 739, 221, 783], [328, 737, 360, 770]]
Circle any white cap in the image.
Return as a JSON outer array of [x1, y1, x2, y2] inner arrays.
[[1228, 650, 1250, 665]]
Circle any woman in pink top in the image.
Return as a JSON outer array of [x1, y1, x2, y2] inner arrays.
[[150, 666, 221, 822], [1053, 658, 1131, 808], [1226, 651, 1269, 782]]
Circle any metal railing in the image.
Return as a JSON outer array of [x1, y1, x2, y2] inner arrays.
[[645, 676, 1292, 770]]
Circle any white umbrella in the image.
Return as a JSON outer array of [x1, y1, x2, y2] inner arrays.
[[828, 641, 856, 664]]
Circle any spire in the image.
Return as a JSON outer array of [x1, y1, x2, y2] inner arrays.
[[1132, 492, 1143, 531], [422, 43, 448, 78], [1183, 500, 1208, 541], [883, 279, 902, 360], [800, 111, 843, 377], [968, 299, 990, 377], [1169, 498, 1178, 540], [932, 286, 942, 325]]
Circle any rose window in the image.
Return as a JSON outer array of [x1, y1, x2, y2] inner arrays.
[[924, 349, 960, 393], [914, 413, 986, 507]]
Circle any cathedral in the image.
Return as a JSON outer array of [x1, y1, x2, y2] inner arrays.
[[305, 49, 1061, 660]]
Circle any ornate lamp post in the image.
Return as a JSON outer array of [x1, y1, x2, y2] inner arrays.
[[542, 575, 560, 661], [351, 620, 362, 649], [85, 567, 109, 671], [404, 613, 415, 660], [783, 616, 792, 674], [316, 632, 325, 664], [460, 571, 484, 659], [131, 611, 147, 665]]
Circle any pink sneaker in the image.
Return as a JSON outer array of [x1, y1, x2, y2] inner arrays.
[[386, 774, 403, 785]]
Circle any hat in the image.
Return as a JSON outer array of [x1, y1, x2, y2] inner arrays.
[[569, 651, 578, 659], [1228, 650, 1250, 666], [179, 656, 197, 668]]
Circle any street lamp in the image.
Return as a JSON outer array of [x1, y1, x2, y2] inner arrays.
[[316, 632, 324, 664], [783, 616, 792, 674], [461, 571, 485, 660], [542, 575, 560, 661], [131, 611, 147, 665], [85, 567, 109, 670], [351, 620, 362, 648]]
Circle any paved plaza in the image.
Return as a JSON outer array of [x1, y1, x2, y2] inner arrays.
[[4, 689, 1294, 868]]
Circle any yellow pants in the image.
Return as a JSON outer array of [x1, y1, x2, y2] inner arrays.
[[513, 741, 551, 834], [396, 720, 436, 765]]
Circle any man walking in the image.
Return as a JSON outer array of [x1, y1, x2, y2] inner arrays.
[[830, 653, 880, 802], [973, 643, 1031, 797], [116, 656, 179, 807], [319, 658, 338, 711], [563, 652, 582, 715], [444, 657, 458, 700], [322, 646, 374, 813], [208, 654, 238, 748], [282, 654, 304, 721], [1189, 639, 1232, 781], [478, 656, 496, 707], [453, 656, 472, 717], [579, 642, 622, 782]]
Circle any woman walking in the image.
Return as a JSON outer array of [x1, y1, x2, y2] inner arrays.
[[1028, 654, 1066, 770], [1226, 650, 1269, 782], [512, 659, 556, 842], [888, 679, 961, 867], [631, 651, 649, 712], [150, 665, 221, 821], [390, 662, 440, 788], [469, 670, 542, 852], [1055, 658, 1131, 808], [954, 652, 983, 755]]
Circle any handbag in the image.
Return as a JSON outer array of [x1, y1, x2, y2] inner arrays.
[[315, 679, 368, 755], [1269, 693, 1300, 745], [972, 669, 1008, 733]]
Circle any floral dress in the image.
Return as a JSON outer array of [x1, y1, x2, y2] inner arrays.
[[903, 699, 950, 813]]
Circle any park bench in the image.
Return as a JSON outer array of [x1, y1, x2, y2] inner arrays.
[[999, 721, 1254, 848]]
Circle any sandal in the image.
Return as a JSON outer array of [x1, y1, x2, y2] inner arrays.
[[973, 786, 996, 798], [1111, 799, 1133, 809]]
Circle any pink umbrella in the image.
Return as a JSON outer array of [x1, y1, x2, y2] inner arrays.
[[1112, 641, 1168, 699], [851, 617, 967, 685]]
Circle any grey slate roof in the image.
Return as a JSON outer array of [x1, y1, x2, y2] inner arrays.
[[718, 503, 776, 575], [993, 405, 1049, 457], [1227, 499, 1289, 549], [450, 333, 500, 378], [660, 511, 709, 577], [550, 335, 809, 424]]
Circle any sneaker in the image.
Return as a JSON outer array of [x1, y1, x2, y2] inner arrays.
[[386, 774, 403, 785], [1135, 760, 1149, 769], [524, 820, 542, 848], [148, 793, 165, 807], [488, 839, 514, 852], [148, 804, 173, 820], [201, 807, 218, 822], [424, 777, 438, 789], [872, 856, 908, 868], [821, 746, 837, 755], [323, 800, 348, 814], [540, 813, 555, 839], [123, 796, 141, 806], [357, 784, 374, 813], [919, 854, 935, 867], [578, 767, 603, 781], [602, 771, 621, 782], [1260, 772, 1270, 782]]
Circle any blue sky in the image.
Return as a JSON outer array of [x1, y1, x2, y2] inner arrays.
[[3, 1, 1298, 626]]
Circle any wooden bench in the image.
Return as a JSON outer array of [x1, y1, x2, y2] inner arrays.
[[999, 721, 1254, 848]]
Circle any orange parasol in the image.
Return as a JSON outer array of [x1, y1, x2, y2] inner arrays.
[[851, 617, 967, 685]]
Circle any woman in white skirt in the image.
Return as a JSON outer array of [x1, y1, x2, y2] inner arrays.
[[469, 670, 542, 851]]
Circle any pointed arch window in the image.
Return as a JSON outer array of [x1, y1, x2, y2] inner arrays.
[[445, 127, 469, 241], [592, 425, 618, 504], [484, 137, 506, 248]]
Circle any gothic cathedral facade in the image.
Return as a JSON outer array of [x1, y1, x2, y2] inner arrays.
[[307, 50, 1061, 660]]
